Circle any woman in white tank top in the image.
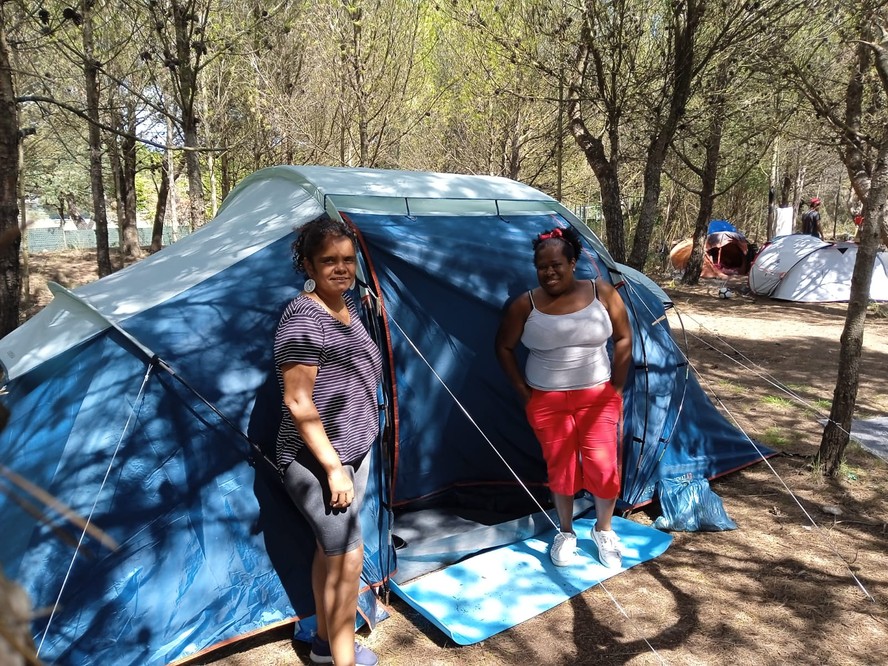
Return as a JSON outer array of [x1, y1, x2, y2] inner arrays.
[[495, 226, 633, 569]]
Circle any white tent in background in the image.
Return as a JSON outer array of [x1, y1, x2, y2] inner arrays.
[[748, 234, 888, 302]]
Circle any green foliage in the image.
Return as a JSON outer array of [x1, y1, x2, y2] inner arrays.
[[837, 458, 860, 482], [7, 0, 883, 246]]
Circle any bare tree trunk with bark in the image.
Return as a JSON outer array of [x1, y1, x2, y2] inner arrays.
[[811, 23, 888, 474], [817, 150, 887, 474], [117, 101, 142, 259], [0, 13, 21, 337], [82, 6, 112, 277], [627, 0, 702, 271], [151, 161, 170, 253], [566, 94, 626, 261], [682, 67, 727, 285], [170, 1, 206, 231]]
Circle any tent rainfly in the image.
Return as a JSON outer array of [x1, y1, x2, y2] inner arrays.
[[0, 166, 769, 665]]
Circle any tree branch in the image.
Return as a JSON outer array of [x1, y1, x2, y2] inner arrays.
[[15, 95, 228, 152]]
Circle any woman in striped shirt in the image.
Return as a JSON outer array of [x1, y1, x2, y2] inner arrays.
[[274, 215, 382, 666]]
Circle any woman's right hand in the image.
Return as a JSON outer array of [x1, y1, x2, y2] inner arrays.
[[327, 467, 354, 509]]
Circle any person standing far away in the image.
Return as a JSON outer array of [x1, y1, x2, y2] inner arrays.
[[801, 197, 824, 239], [853, 212, 864, 243], [274, 215, 382, 666], [494, 226, 633, 569]]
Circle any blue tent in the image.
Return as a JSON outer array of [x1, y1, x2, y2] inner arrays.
[[0, 167, 768, 664], [707, 219, 738, 234]]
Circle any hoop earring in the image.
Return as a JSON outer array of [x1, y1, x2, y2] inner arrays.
[[303, 278, 316, 293]]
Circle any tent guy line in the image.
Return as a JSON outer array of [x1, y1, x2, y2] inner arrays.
[[700, 376, 875, 603], [668, 308, 876, 603], [676, 311, 847, 438], [599, 580, 667, 665], [629, 290, 874, 602]]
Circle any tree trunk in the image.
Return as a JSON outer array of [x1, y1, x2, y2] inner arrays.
[[815, 28, 888, 475], [816, 150, 887, 474], [627, 0, 702, 271], [683, 69, 727, 286], [221, 151, 232, 201], [151, 161, 170, 253], [0, 14, 21, 336], [571, 128, 625, 262], [172, 2, 206, 231], [118, 100, 142, 259], [82, 6, 112, 277], [166, 114, 179, 242], [779, 173, 792, 207], [767, 139, 779, 239], [567, 101, 626, 262], [106, 119, 125, 247]]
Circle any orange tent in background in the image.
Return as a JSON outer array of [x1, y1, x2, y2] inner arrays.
[[670, 221, 751, 278]]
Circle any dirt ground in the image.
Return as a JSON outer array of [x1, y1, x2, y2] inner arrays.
[[22, 253, 888, 665]]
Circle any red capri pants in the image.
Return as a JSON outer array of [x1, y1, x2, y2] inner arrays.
[[525, 382, 622, 498]]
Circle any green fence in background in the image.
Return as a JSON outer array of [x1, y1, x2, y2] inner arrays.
[[26, 227, 190, 252]]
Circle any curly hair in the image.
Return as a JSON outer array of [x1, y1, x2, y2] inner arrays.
[[532, 225, 582, 264], [291, 214, 357, 274]]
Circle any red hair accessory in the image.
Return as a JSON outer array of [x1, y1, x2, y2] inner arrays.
[[538, 228, 564, 241]]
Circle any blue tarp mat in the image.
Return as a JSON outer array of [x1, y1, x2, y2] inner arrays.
[[390, 516, 672, 645]]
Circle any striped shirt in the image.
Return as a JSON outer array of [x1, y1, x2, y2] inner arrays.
[[274, 292, 382, 471]]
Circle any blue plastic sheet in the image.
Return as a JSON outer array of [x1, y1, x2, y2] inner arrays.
[[652, 474, 738, 532]]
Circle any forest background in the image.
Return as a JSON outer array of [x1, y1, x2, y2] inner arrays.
[[4, 0, 887, 276]]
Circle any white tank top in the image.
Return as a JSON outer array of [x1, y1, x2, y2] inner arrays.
[[520, 286, 613, 391]]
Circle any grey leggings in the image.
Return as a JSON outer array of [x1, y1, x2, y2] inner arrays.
[[283, 447, 370, 556]]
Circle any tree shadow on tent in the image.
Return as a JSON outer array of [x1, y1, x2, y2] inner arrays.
[[247, 369, 316, 620]]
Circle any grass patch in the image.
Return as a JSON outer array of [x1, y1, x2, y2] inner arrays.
[[808, 447, 863, 483], [784, 382, 809, 393], [717, 379, 743, 392], [838, 459, 860, 482], [803, 398, 833, 418], [761, 394, 796, 409], [758, 427, 789, 448], [868, 303, 887, 318]]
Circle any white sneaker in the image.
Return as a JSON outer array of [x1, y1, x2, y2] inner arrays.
[[591, 527, 622, 568], [550, 531, 577, 566]]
